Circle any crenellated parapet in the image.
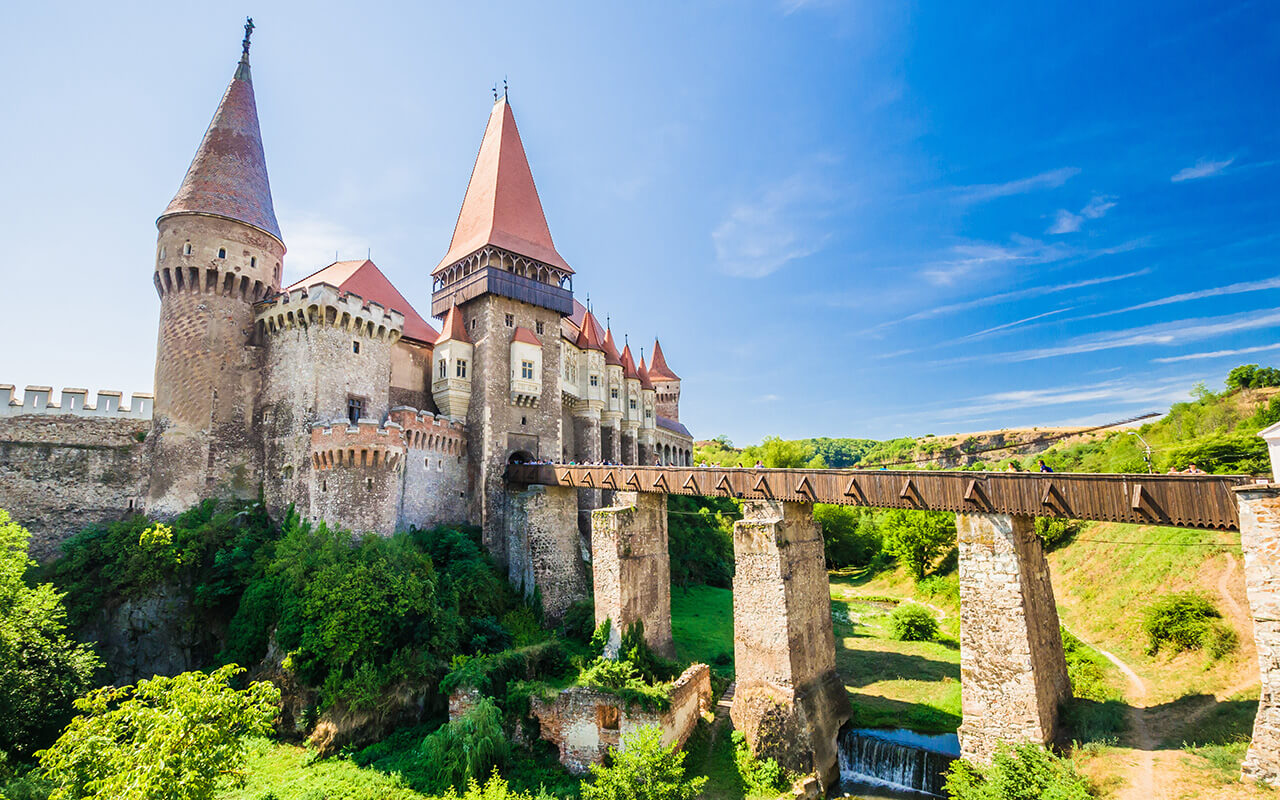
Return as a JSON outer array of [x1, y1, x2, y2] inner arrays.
[[310, 419, 407, 471], [256, 283, 405, 343], [0, 385, 153, 419], [389, 407, 466, 456]]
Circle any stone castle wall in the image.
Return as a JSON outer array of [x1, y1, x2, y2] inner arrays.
[[0, 406, 151, 560], [395, 408, 469, 529], [309, 421, 405, 535], [506, 483, 588, 622], [1237, 485, 1280, 786]]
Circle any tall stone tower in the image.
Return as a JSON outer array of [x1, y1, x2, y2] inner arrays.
[[147, 21, 286, 515], [431, 96, 574, 562]]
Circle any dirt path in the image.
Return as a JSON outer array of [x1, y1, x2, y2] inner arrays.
[[1086, 639, 1158, 800]]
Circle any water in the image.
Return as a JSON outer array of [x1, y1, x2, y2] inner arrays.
[[836, 728, 958, 798]]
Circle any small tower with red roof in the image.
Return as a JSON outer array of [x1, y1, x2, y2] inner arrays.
[[148, 21, 287, 516], [648, 339, 682, 422], [600, 327, 625, 463]]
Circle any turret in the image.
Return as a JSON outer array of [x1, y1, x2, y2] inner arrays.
[[619, 344, 642, 465], [600, 327, 624, 463], [147, 19, 285, 515], [637, 354, 657, 465], [649, 339, 682, 423], [432, 304, 473, 419]]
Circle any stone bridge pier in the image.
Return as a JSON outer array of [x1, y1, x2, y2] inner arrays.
[[956, 512, 1070, 762], [591, 492, 675, 658], [1237, 484, 1280, 786], [730, 500, 850, 788], [506, 483, 589, 623]]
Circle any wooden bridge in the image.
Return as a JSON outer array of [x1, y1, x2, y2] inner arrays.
[[507, 463, 1256, 531]]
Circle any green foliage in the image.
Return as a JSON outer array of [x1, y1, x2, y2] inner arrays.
[[581, 726, 707, 800], [1226, 364, 1280, 390], [1034, 518, 1081, 552], [589, 619, 613, 656], [813, 504, 882, 569], [577, 657, 670, 712], [889, 603, 938, 642], [618, 621, 680, 684], [666, 496, 736, 588], [1059, 629, 1126, 743], [37, 664, 279, 800], [559, 598, 596, 645], [730, 731, 789, 794], [0, 510, 100, 761], [418, 698, 510, 793], [945, 743, 1092, 800], [1143, 591, 1230, 656], [440, 641, 572, 701], [441, 770, 559, 800], [879, 510, 956, 581]]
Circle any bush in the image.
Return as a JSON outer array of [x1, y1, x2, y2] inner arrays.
[[1143, 592, 1227, 656], [440, 770, 556, 800], [945, 742, 1092, 800], [418, 698, 510, 793], [582, 726, 706, 800], [879, 510, 956, 582], [890, 603, 938, 642], [1035, 518, 1081, 552], [814, 504, 882, 569], [731, 730, 789, 794], [1206, 621, 1239, 659]]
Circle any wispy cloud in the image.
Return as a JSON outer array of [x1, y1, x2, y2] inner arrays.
[[945, 375, 1197, 421], [961, 307, 1074, 340], [276, 213, 369, 282], [956, 167, 1080, 204], [1048, 194, 1117, 234], [1071, 276, 1280, 321], [1154, 342, 1280, 363], [920, 236, 1072, 286], [1171, 158, 1234, 182], [712, 169, 835, 278]]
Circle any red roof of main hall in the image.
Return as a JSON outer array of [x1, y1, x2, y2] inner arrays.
[[434, 97, 572, 276], [287, 260, 438, 343]]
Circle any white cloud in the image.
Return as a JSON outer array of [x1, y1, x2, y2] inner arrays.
[[1071, 275, 1280, 321], [961, 307, 1073, 340], [1154, 342, 1280, 363], [956, 167, 1079, 204], [996, 309, 1280, 362], [712, 171, 834, 278], [920, 237, 1072, 286], [276, 213, 369, 283], [1171, 158, 1234, 182], [1048, 194, 1116, 235], [1048, 209, 1083, 234]]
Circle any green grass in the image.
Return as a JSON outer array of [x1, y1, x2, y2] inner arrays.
[[671, 585, 736, 678], [681, 721, 777, 800], [220, 738, 431, 799]]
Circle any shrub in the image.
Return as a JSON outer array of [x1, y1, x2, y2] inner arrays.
[[731, 730, 789, 794], [559, 598, 595, 644], [1206, 621, 1239, 659], [667, 496, 736, 589], [890, 603, 938, 642], [582, 726, 706, 800], [879, 510, 956, 582], [441, 770, 555, 800], [1035, 518, 1081, 552], [577, 657, 670, 711], [1143, 592, 1226, 656], [945, 742, 1092, 800], [418, 698, 510, 793]]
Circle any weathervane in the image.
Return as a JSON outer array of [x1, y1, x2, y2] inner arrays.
[[503, 78, 509, 99], [242, 17, 255, 59]]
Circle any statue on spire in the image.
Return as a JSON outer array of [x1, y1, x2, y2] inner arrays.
[[242, 17, 255, 59]]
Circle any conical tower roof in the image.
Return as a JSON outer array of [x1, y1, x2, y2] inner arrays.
[[575, 310, 604, 352], [638, 355, 656, 391], [434, 96, 571, 275], [648, 339, 680, 381], [436, 303, 470, 344], [602, 328, 623, 367], [620, 344, 639, 379], [160, 23, 282, 244]]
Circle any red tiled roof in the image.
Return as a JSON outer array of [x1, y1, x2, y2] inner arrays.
[[511, 326, 540, 346], [638, 356, 656, 390], [161, 51, 282, 243], [434, 97, 571, 275], [602, 328, 622, 367], [576, 310, 604, 352], [288, 260, 438, 343], [620, 344, 639, 379], [437, 304, 469, 344], [648, 339, 680, 381]]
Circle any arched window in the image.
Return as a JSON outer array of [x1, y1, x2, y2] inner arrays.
[[217, 247, 227, 259], [250, 256, 257, 268], [183, 243, 193, 256]]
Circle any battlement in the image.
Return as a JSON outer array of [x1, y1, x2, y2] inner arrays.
[[154, 262, 274, 303], [0, 385, 153, 419], [257, 283, 404, 342], [310, 418, 407, 471], [389, 406, 467, 455]]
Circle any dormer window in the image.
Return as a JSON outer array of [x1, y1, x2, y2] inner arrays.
[[217, 247, 227, 259], [456, 359, 468, 378]]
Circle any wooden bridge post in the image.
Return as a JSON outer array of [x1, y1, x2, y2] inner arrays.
[[590, 491, 674, 658], [505, 484, 589, 624], [1236, 484, 1280, 786], [730, 500, 850, 788], [956, 512, 1069, 763]]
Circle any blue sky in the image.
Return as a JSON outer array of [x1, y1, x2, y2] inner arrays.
[[3, 1, 1277, 444]]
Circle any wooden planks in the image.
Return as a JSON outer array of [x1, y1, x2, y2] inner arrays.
[[506, 464, 1254, 531]]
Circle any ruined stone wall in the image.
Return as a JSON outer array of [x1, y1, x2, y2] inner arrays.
[[0, 413, 150, 561], [1237, 485, 1280, 786], [461, 295, 564, 565], [530, 663, 711, 773], [956, 512, 1069, 763], [731, 500, 849, 788], [309, 421, 405, 535], [592, 492, 674, 658], [148, 214, 283, 517], [395, 408, 468, 529], [506, 483, 588, 622]]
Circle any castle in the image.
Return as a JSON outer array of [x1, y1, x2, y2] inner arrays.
[[0, 23, 692, 562]]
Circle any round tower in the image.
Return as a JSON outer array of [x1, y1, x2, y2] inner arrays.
[[147, 20, 286, 515]]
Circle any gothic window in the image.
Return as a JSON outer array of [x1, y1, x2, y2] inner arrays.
[[347, 396, 365, 425], [590, 374, 599, 388], [352, 341, 360, 354], [630, 399, 637, 410], [217, 247, 227, 259], [505, 313, 514, 327], [456, 359, 468, 378], [536, 321, 544, 334], [646, 409, 652, 419], [438, 359, 447, 379], [611, 388, 619, 399], [521, 360, 534, 380]]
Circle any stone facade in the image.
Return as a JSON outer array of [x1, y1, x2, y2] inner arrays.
[[1237, 485, 1280, 785], [956, 512, 1069, 763], [730, 500, 850, 788], [530, 663, 711, 773], [506, 484, 589, 622], [591, 491, 674, 658]]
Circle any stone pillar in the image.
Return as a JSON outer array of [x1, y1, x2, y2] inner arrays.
[[573, 414, 603, 535], [956, 512, 1069, 763], [591, 492, 674, 659], [1238, 484, 1280, 786], [603, 421, 622, 464], [730, 500, 850, 788], [506, 484, 589, 623], [638, 441, 653, 466], [621, 430, 638, 465]]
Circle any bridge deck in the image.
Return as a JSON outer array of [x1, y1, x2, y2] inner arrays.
[[506, 464, 1258, 531]]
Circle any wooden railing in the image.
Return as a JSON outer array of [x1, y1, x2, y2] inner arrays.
[[506, 464, 1259, 531]]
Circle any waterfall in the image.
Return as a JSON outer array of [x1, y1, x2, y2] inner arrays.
[[837, 728, 956, 797]]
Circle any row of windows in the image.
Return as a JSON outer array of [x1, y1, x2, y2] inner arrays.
[[160, 243, 259, 270], [438, 358, 468, 379], [503, 313, 545, 335]]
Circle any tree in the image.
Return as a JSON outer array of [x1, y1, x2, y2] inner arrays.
[[0, 510, 100, 760], [813, 504, 881, 569], [1227, 364, 1259, 390], [879, 510, 956, 582], [945, 742, 1090, 800], [38, 664, 279, 800], [582, 726, 707, 800], [757, 437, 814, 468]]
